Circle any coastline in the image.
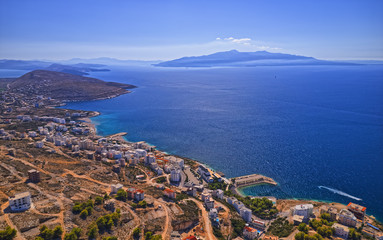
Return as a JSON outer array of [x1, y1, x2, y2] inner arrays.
[[75, 107, 382, 224]]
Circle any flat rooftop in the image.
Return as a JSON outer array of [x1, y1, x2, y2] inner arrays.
[[9, 191, 30, 200]]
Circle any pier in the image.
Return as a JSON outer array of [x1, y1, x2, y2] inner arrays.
[[232, 173, 277, 188]]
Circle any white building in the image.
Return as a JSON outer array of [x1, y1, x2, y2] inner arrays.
[[198, 165, 213, 183], [209, 208, 218, 219], [165, 156, 184, 169], [233, 201, 245, 212], [145, 153, 156, 165], [338, 209, 357, 227], [240, 207, 253, 222], [213, 189, 224, 199], [333, 223, 350, 239], [292, 204, 314, 219], [136, 149, 147, 158], [9, 192, 31, 211], [110, 183, 123, 194], [170, 168, 181, 182]]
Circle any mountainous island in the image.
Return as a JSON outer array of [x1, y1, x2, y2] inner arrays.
[[3, 70, 136, 101], [155, 50, 357, 67]]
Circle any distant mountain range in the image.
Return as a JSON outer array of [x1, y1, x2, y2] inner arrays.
[[6, 70, 136, 101], [154, 50, 361, 67], [0, 60, 110, 76], [0, 58, 161, 75]]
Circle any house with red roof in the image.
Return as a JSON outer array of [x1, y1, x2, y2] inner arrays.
[[164, 188, 176, 199]]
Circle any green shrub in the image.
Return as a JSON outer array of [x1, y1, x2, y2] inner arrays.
[[0, 226, 17, 240], [267, 217, 294, 238]]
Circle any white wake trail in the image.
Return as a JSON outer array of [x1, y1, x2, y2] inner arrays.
[[318, 186, 362, 201]]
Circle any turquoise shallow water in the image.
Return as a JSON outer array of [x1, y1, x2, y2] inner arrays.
[[3, 65, 382, 220]]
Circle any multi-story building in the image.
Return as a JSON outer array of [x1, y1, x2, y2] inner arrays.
[[338, 209, 357, 227], [28, 169, 40, 183], [209, 208, 218, 219], [205, 199, 215, 210], [201, 192, 211, 202], [240, 207, 252, 222], [243, 226, 259, 240], [213, 189, 224, 199], [197, 165, 213, 183], [164, 188, 176, 199], [292, 204, 314, 219], [347, 202, 366, 221], [127, 187, 137, 199], [134, 190, 145, 202], [9, 192, 31, 211], [333, 223, 350, 239], [320, 206, 338, 221], [250, 219, 266, 230], [110, 183, 123, 194], [170, 168, 181, 182]]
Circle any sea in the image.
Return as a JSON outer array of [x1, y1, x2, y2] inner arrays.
[[2, 65, 382, 221]]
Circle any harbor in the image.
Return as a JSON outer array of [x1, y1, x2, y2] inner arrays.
[[232, 173, 277, 188]]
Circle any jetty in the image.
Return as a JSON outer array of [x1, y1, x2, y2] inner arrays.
[[106, 132, 128, 139], [232, 173, 277, 188]]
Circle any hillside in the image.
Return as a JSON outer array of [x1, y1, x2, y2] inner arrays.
[[155, 50, 356, 67], [7, 70, 136, 101]]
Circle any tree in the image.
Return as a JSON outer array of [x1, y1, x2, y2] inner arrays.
[[138, 200, 147, 208], [80, 209, 89, 219], [150, 235, 162, 240], [145, 231, 153, 240], [133, 227, 140, 238], [295, 231, 306, 240], [349, 228, 361, 240], [102, 237, 118, 240], [95, 196, 103, 205], [64, 232, 78, 240], [53, 226, 63, 239], [0, 226, 17, 240], [104, 193, 110, 200], [320, 213, 331, 222], [106, 218, 114, 230], [64, 227, 82, 240], [116, 189, 127, 201], [298, 223, 309, 234], [40, 226, 54, 240], [87, 225, 98, 240], [313, 234, 324, 240]]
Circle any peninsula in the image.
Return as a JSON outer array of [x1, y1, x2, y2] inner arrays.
[[4, 70, 136, 102]]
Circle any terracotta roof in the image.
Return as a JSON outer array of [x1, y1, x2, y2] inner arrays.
[[347, 202, 366, 212], [164, 188, 174, 193], [183, 236, 197, 240], [244, 226, 257, 232]]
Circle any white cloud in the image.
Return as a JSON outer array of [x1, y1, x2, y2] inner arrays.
[[220, 37, 252, 44], [232, 38, 251, 44]]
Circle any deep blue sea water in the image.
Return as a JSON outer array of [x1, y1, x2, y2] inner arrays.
[[2, 65, 382, 220]]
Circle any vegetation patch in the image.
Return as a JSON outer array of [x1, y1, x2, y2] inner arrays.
[[267, 217, 294, 238]]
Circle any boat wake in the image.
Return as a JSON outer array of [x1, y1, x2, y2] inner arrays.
[[318, 186, 362, 201]]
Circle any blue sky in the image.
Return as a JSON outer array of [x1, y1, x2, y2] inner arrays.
[[1, 0, 382, 60]]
